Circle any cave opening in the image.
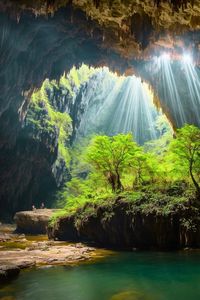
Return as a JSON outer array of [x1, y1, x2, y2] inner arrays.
[[1, 3, 200, 293], [1, 17, 200, 219], [13, 63, 172, 218], [18, 52, 200, 217], [32, 64, 172, 145]]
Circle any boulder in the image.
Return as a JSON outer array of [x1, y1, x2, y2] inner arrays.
[[14, 209, 57, 234]]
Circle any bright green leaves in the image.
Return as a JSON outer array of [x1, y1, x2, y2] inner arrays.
[[86, 133, 141, 192], [87, 133, 138, 171], [53, 124, 200, 221], [171, 125, 200, 161], [170, 124, 200, 195]]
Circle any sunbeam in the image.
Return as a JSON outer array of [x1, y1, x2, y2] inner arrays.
[[107, 76, 158, 143], [74, 67, 166, 144], [182, 60, 200, 126], [152, 55, 189, 127], [182, 53, 193, 64]]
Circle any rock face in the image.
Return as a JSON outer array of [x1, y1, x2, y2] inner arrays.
[[14, 209, 57, 234], [0, 265, 20, 284], [48, 200, 200, 250], [0, 123, 59, 220], [2, 1, 200, 60]]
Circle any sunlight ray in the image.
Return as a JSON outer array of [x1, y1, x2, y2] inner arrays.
[[76, 69, 163, 144]]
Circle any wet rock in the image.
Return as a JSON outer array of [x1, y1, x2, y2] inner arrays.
[[17, 260, 36, 269], [0, 240, 96, 268], [0, 265, 20, 283], [110, 290, 147, 300], [0, 234, 12, 242]]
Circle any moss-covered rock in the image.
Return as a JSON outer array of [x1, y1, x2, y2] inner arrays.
[[48, 192, 200, 250]]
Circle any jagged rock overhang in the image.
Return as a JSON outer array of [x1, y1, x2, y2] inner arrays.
[[0, 1, 199, 140], [1, 0, 200, 63]]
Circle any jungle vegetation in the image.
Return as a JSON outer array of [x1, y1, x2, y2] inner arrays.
[[53, 124, 200, 222], [26, 66, 200, 223]]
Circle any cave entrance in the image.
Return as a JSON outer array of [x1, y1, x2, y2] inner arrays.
[[28, 64, 173, 147], [27, 50, 200, 150]]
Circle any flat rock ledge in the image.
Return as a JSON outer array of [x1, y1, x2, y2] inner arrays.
[[0, 241, 95, 284], [14, 209, 57, 234]]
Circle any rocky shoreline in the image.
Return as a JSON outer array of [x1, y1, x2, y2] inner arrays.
[[0, 224, 108, 285]]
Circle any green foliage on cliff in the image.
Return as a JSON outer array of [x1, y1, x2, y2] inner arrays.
[[26, 81, 72, 166], [26, 64, 96, 167], [49, 64, 96, 97], [51, 124, 200, 224], [68, 65, 95, 89]]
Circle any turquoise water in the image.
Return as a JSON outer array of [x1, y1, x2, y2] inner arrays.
[[1, 251, 200, 300]]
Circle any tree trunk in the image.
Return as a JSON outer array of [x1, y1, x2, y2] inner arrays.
[[189, 163, 200, 198], [116, 170, 123, 192], [107, 172, 117, 192]]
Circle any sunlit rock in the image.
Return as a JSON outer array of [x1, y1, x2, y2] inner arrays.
[[110, 290, 148, 300]]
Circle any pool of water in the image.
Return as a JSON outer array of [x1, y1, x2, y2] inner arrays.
[[1, 251, 200, 300]]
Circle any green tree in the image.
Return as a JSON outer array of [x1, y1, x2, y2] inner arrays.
[[170, 124, 200, 197], [131, 149, 147, 186], [86, 133, 139, 192], [131, 150, 160, 187]]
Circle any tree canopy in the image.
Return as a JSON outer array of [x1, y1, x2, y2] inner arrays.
[[53, 124, 200, 217], [86, 133, 139, 192], [170, 124, 200, 197]]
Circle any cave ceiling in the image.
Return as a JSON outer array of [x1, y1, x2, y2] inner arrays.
[[1, 0, 200, 62], [0, 0, 200, 146]]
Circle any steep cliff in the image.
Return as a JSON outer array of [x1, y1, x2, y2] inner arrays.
[[0, 72, 73, 220]]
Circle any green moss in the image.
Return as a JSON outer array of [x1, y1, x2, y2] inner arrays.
[[68, 65, 95, 89], [27, 64, 96, 168], [27, 80, 72, 168], [0, 240, 32, 250], [49, 209, 69, 226], [50, 188, 193, 228], [59, 76, 73, 95]]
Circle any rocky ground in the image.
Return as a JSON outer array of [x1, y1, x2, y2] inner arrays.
[[0, 224, 109, 285]]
